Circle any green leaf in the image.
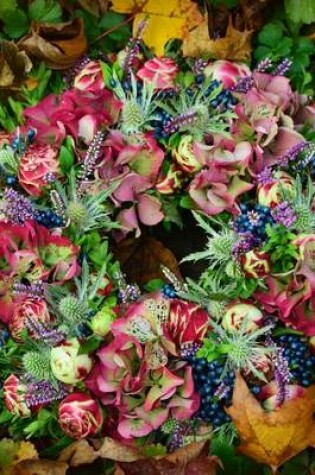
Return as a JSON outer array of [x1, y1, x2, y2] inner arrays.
[[28, 0, 62, 23], [144, 279, 164, 292], [3, 9, 29, 38], [78, 336, 102, 354], [284, 0, 315, 24], [180, 195, 194, 209], [257, 23, 283, 46], [0, 0, 17, 18], [0, 439, 17, 468], [59, 145, 75, 174]]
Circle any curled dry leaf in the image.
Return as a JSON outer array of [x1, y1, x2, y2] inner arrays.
[[77, 0, 109, 16], [18, 18, 87, 70], [0, 41, 32, 93], [113, 235, 181, 285], [236, 0, 274, 31], [111, 0, 203, 55], [10, 460, 68, 475], [58, 439, 98, 467], [183, 15, 252, 60], [226, 373, 315, 473]]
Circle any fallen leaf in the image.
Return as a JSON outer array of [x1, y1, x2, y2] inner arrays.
[[113, 235, 181, 285], [18, 18, 87, 69], [226, 373, 315, 473], [97, 437, 143, 462], [110, 0, 203, 55], [236, 0, 273, 31], [58, 439, 98, 467], [10, 460, 68, 475], [77, 0, 109, 16], [182, 15, 252, 61], [0, 41, 32, 90]]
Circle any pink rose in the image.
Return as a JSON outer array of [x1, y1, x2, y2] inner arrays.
[[257, 171, 295, 207], [73, 60, 104, 92], [222, 301, 263, 333], [204, 60, 250, 88], [240, 250, 271, 279], [189, 168, 253, 216], [164, 299, 209, 352], [137, 57, 178, 90], [156, 164, 184, 195], [58, 392, 103, 439], [9, 297, 50, 341], [3, 374, 31, 418], [18, 144, 59, 197]]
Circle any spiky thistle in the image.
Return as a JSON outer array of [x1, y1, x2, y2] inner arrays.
[[290, 175, 315, 232], [53, 168, 119, 236], [182, 212, 238, 271], [198, 318, 274, 381], [22, 348, 54, 382], [111, 72, 159, 134]]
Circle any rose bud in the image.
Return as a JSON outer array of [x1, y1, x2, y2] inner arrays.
[[222, 302, 263, 333], [173, 135, 203, 173], [204, 60, 250, 88], [156, 164, 184, 195], [137, 57, 178, 90], [3, 374, 31, 418], [90, 306, 116, 337], [240, 250, 271, 278], [73, 60, 104, 93], [18, 144, 59, 197], [259, 381, 304, 410], [50, 338, 92, 385], [257, 171, 295, 208], [58, 392, 103, 439]]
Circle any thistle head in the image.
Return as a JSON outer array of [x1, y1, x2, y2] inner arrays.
[[58, 296, 87, 325], [23, 350, 53, 382], [67, 201, 88, 226], [121, 100, 144, 134]]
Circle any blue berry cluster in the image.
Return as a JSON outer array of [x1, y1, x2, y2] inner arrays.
[[35, 210, 64, 228], [11, 129, 36, 153], [276, 334, 315, 387], [233, 203, 275, 241], [206, 80, 237, 110], [162, 284, 177, 298], [0, 326, 10, 348], [184, 353, 233, 428], [309, 153, 315, 178]]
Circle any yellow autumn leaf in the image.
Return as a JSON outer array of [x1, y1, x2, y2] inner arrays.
[[110, 0, 202, 55], [183, 15, 253, 61]]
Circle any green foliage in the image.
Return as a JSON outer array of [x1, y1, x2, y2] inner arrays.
[[2, 10, 29, 38], [0, 438, 19, 467], [263, 225, 299, 273], [75, 9, 131, 51], [28, 0, 62, 23], [24, 407, 62, 438], [253, 21, 315, 94], [284, 0, 315, 25]]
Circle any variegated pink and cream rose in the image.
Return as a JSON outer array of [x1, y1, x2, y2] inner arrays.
[[204, 60, 250, 88], [50, 338, 93, 385], [58, 392, 104, 439], [18, 144, 59, 197], [74, 61, 104, 92], [240, 250, 271, 279], [222, 302, 263, 333], [257, 171, 295, 207], [3, 374, 31, 418], [137, 57, 178, 90], [8, 297, 50, 341]]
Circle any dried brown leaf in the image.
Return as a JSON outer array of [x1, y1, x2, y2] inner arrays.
[[226, 373, 315, 473], [19, 18, 87, 70], [0, 41, 32, 89], [113, 235, 181, 286], [10, 460, 68, 475], [97, 437, 143, 462], [58, 440, 98, 467], [183, 15, 252, 60], [77, 0, 109, 16]]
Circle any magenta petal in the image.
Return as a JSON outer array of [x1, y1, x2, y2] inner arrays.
[[137, 194, 164, 226], [116, 207, 140, 237]]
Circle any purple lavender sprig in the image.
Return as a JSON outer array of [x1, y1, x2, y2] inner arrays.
[[231, 74, 254, 93], [77, 130, 106, 195], [280, 141, 308, 167], [271, 202, 297, 228], [255, 58, 273, 73], [63, 54, 91, 87], [122, 19, 147, 74], [162, 110, 197, 135], [2, 188, 34, 224], [256, 167, 275, 185], [25, 380, 68, 408], [272, 59, 292, 76], [13, 281, 45, 299], [273, 346, 291, 405], [25, 318, 66, 346]]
